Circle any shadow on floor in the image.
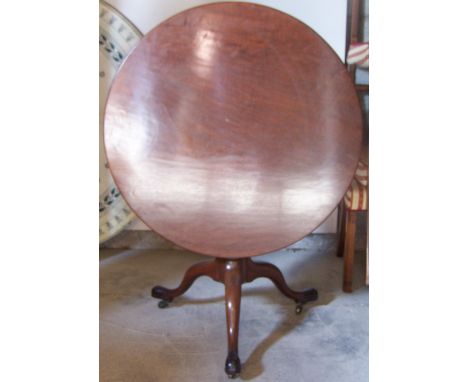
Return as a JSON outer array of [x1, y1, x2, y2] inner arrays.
[[100, 234, 368, 381]]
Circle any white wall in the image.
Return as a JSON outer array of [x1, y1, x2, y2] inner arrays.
[[105, 0, 348, 233], [106, 0, 347, 59]]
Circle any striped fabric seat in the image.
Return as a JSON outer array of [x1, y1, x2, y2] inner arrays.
[[344, 160, 368, 211], [354, 160, 368, 186], [347, 42, 369, 68]]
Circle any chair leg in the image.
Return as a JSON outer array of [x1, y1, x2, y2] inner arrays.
[[337, 200, 346, 257], [366, 209, 369, 286], [343, 210, 357, 293]]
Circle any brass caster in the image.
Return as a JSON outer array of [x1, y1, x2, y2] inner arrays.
[[295, 303, 303, 315]]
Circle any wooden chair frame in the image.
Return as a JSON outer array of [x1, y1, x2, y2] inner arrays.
[[337, 0, 369, 293]]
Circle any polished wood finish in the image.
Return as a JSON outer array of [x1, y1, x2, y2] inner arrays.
[[346, 0, 362, 82], [342, 210, 357, 293], [152, 257, 318, 377], [355, 84, 369, 93], [349, 0, 361, 46], [336, 200, 346, 258], [223, 261, 242, 377], [104, 2, 362, 259], [105, 2, 362, 377], [151, 260, 218, 302], [366, 209, 369, 286]]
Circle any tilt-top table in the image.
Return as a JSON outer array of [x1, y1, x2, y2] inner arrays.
[[104, 2, 362, 378]]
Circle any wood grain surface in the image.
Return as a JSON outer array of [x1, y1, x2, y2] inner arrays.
[[104, 2, 362, 258]]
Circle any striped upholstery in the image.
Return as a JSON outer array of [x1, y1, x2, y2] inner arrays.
[[344, 160, 368, 211], [354, 160, 368, 186], [347, 42, 369, 68]]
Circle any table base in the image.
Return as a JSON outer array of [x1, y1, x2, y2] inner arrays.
[[152, 257, 318, 378]]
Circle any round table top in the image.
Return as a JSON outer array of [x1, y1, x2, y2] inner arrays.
[[104, 2, 362, 258]]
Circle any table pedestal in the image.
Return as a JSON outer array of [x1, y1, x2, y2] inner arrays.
[[152, 257, 318, 378]]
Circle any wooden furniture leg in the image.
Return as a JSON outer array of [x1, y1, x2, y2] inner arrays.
[[223, 260, 242, 378], [151, 259, 218, 307], [366, 209, 369, 286], [246, 259, 318, 314], [337, 201, 346, 257], [343, 210, 357, 293], [152, 257, 318, 378]]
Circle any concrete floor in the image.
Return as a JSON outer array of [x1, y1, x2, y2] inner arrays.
[[100, 235, 368, 382]]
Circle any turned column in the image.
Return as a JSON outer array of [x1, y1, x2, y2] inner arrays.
[[151, 257, 318, 377], [223, 260, 243, 377]]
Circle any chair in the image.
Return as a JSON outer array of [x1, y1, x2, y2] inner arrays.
[[337, 0, 369, 293], [337, 150, 368, 292]]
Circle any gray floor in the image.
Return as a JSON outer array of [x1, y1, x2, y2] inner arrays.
[[100, 235, 368, 382]]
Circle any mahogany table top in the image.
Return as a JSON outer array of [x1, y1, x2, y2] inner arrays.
[[104, 2, 362, 258]]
